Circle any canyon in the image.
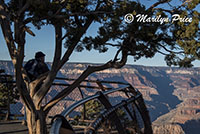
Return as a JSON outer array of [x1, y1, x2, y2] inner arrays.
[[1, 60, 200, 134]]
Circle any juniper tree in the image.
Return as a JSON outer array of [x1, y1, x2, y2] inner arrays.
[[0, 0, 199, 134], [167, 0, 200, 67], [0, 72, 19, 120]]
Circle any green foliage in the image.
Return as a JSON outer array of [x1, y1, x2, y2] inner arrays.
[[187, 0, 200, 9], [80, 1, 172, 61], [70, 99, 104, 125], [0, 74, 19, 108], [82, 99, 104, 120], [70, 114, 82, 125], [3, 0, 200, 68], [78, 0, 200, 67], [168, 0, 200, 67]]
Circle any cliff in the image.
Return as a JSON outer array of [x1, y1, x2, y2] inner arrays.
[[1, 60, 200, 133], [153, 124, 185, 134]]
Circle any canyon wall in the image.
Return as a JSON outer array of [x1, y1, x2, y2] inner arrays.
[[1, 61, 200, 133]]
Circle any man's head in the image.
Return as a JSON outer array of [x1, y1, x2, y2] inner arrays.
[[35, 51, 45, 62]]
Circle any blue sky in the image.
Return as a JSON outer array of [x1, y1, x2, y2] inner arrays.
[[0, 0, 200, 67]]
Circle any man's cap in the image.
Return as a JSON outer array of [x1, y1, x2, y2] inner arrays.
[[35, 51, 45, 59]]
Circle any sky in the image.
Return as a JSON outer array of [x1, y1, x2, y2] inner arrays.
[[0, 0, 200, 67]]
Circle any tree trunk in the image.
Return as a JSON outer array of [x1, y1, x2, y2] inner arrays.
[[5, 93, 10, 120], [5, 104, 10, 120], [26, 108, 47, 134]]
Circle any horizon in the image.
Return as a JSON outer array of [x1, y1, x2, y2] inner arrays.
[[0, 59, 200, 69]]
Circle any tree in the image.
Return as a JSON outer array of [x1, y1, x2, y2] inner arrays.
[[0, 70, 19, 120], [82, 99, 104, 120], [0, 0, 199, 134], [81, 0, 200, 67], [166, 0, 200, 66]]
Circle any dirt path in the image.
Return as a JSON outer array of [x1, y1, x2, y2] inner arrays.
[[0, 120, 28, 134]]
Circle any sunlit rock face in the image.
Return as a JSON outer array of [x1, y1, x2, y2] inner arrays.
[[153, 124, 185, 134]]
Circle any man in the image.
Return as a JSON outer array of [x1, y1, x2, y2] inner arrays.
[[22, 51, 49, 125], [24, 51, 49, 81]]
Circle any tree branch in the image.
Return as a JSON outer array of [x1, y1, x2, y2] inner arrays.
[[157, 50, 168, 55], [56, 0, 105, 70], [1, 1, 37, 113], [33, 9, 95, 107], [113, 48, 122, 62], [32, 24, 63, 107], [43, 49, 128, 114], [14, 24, 36, 112], [53, 11, 112, 19], [30, 72, 49, 97], [39, 0, 114, 113], [17, 1, 30, 16], [23, 16, 48, 25], [158, 44, 184, 54], [52, 24, 62, 72], [57, 16, 94, 71], [105, 43, 122, 47], [43, 61, 113, 113], [147, 0, 170, 11], [0, 1, 17, 62], [152, 8, 174, 14], [51, 0, 69, 17], [51, 0, 103, 19]]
